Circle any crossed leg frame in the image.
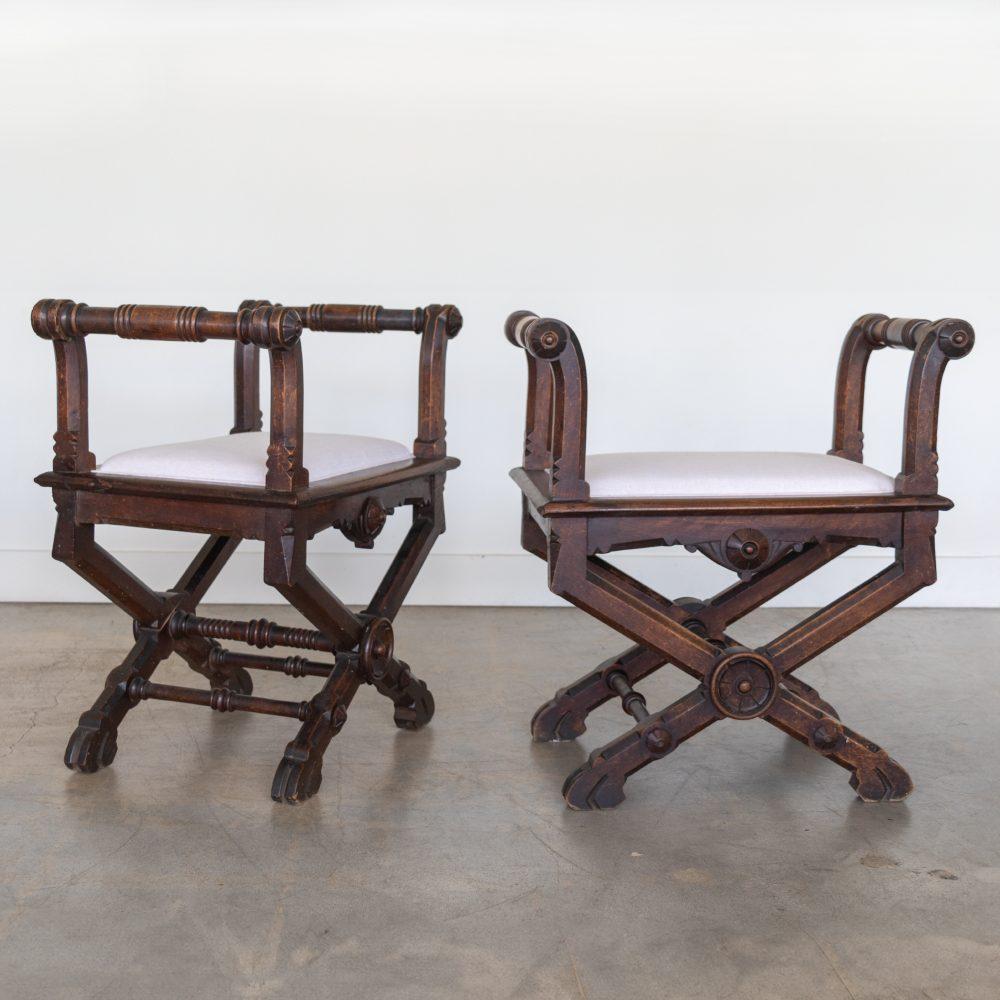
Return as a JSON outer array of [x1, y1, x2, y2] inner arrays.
[[526, 514, 937, 810], [54, 484, 444, 804]]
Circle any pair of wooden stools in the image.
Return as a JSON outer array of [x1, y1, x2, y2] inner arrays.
[[32, 298, 974, 808]]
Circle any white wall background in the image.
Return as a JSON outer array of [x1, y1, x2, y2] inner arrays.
[[2, 0, 997, 607]]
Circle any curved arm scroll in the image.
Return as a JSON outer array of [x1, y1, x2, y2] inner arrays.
[[505, 311, 588, 500], [830, 312, 974, 494], [413, 304, 462, 458]]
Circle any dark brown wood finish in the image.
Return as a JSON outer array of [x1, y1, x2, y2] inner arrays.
[[507, 310, 974, 810], [33, 296, 461, 804], [231, 299, 266, 434]]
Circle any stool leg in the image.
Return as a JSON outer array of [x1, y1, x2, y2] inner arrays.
[[766, 688, 912, 801], [65, 629, 168, 773], [264, 530, 364, 653], [271, 656, 362, 804], [362, 491, 442, 724], [265, 529, 367, 803], [562, 688, 718, 810], [54, 518, 177, 771], [755, 529, 933, 800], [365, 484, 444, 622], [371, 656, 435, 731]]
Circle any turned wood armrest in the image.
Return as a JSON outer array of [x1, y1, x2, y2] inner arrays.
[[32, 299, 301, 346], [238, 300, 462, 460], [830, 313, 974, 495], [33, 298, 305, 490], [293, 304, 427, 333], [413, 305, 462, 458], [505, 311, 589, 500]]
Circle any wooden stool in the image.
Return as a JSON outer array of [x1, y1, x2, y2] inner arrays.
[[33, 297, 460, 803], [506, 310, 974, 809]]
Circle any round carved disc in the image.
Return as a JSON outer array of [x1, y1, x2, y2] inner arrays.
[[360, 497, 387, 537], [708, 650, 778, 720], [342, 497, 387, 548], [360, 617, 394, 679], [725, 529, 770, 571]]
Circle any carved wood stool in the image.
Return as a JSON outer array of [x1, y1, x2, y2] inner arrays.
[[506, 310, 974, 809], [34, 297, 460, 803]]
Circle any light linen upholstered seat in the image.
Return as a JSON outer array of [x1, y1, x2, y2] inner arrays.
[[584, 451, 896, 499], [98, 431, 413, 487]]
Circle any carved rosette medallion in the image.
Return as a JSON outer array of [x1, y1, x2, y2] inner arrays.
[[341, 497, 388, 549], [687, 529, 804, 580], [725, 529, 770, 571], [707, 649, 779, 720]]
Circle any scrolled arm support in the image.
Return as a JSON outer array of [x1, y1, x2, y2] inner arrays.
[[829, 313, 887, 462], [830, 311, 974, 493], [506, 310, 553, 471], [231, 299, 267, 434], [266, 342, 308, 491], [228, 302, 308, 491], [895, 318, 974, 495], [414, 304, 462, 458], [32, 301, 96, 472], [253, 299, 462, 460], [505, 311, 588, 500]]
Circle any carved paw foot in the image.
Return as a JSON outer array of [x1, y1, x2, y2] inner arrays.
[[214, 666, 253, 696], [393, 674, 435, 731], [562, 755, 627, 810], [271, 746, 323, 804], [64, 713, 118, 773], [531, 697, 587, 742], [850, 757, 914, 803]]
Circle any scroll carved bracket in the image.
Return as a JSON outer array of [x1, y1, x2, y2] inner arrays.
[[340, 498, 388, 549], [686, 529, 809, 580]]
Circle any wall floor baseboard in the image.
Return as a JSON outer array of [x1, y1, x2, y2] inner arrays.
[[0, 550, 996, 607]]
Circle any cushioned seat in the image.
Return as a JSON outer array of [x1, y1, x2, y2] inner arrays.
[[97, 431, 413, 487], [584, 451, 896, 499]]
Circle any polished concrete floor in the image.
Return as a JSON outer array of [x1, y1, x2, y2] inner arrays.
[[1, 604, 998, 1000]]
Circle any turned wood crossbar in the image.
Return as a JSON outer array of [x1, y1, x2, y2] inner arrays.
[[127, 678, 315, 721], [171, 611, 338, 654]]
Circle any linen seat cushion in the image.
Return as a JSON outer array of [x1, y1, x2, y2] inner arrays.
[[584, 451, 896, 499], [97, 431, 413, 487]]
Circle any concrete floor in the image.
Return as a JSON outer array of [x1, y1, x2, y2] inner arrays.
[[1, 604, 999, 1000]]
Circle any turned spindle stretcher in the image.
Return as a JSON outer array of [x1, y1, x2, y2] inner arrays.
[[506, 310, 974, 809], [34, 297, 460, 803]]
